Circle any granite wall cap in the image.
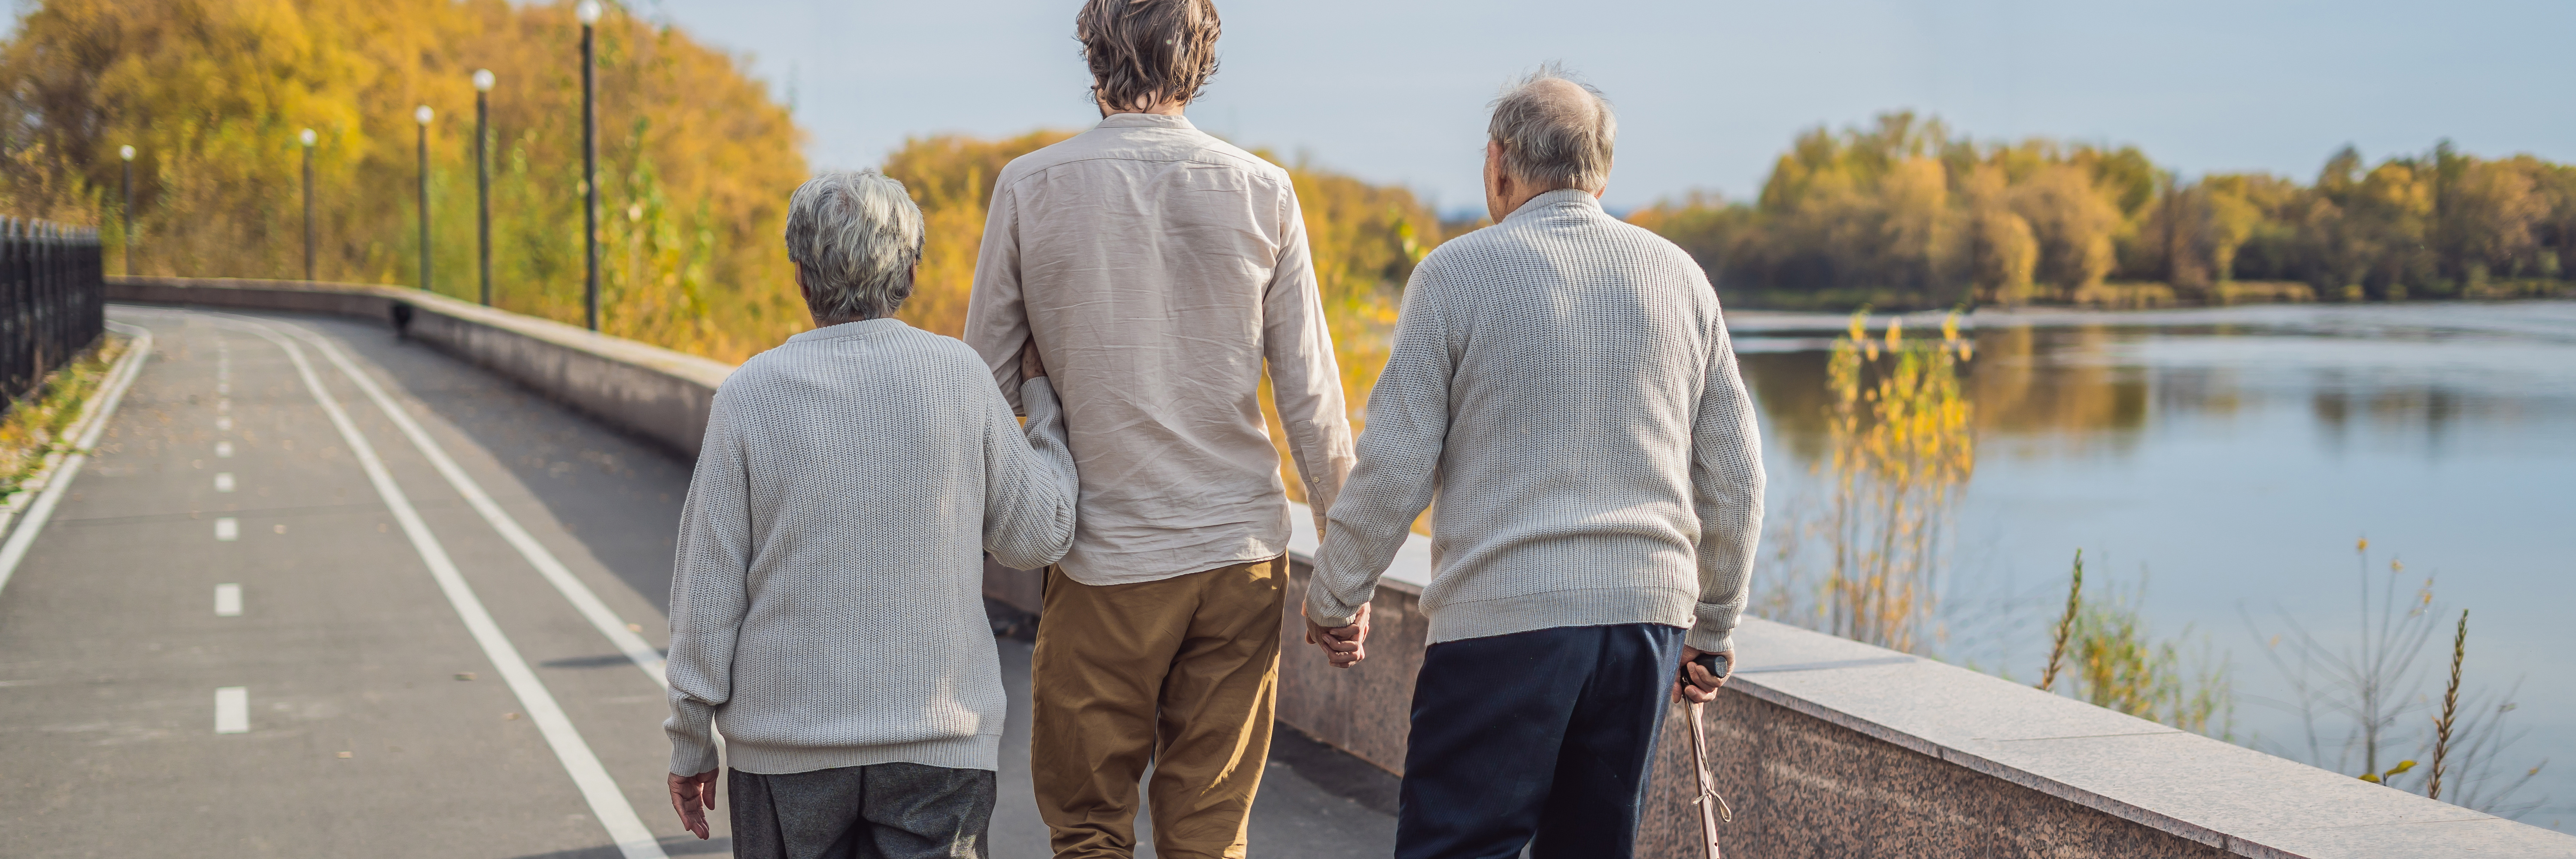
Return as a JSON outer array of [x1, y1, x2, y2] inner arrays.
[[1728, 617, 2573, 858]]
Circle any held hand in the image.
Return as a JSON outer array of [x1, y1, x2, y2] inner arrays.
[[1020, 338, 1046, 380], [1674, 646, 1734, 704], [1301, 602, 1370, 669], [668, 769, 719, 839]]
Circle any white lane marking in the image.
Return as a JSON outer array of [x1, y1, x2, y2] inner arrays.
[[214, 686, 248, 734], [215, 583, 241, 617], [282, 324, 668, 689], [217, 399, 230, 413], [0, 322, 155, 600], [228, 320, 669, 859], [214, 518, 238, 541], [218, 382, 229, 396], [216, 416, 232, 431], [214, 473, 235, 493], [215, 441, 233, 458]]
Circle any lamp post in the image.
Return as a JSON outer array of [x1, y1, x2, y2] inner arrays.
[[577, 0, 601, 331], [300, 128, 317, 281], [474, 69, 495, 306], [118, 145, 134, 275], [416, 104, 434, 292]]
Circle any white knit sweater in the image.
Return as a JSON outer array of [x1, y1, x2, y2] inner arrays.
[[1305, 190, 1766, 653], [665, 319, 1078, 776]]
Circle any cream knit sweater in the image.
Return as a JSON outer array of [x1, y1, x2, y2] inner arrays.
[[665, 319, 1078, 776], [1305, 190, 1766, 653]]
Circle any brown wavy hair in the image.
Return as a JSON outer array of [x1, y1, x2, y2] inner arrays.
[[1075, 0, 1222, 112]]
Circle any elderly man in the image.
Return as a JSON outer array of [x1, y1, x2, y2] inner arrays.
[[1301, 69, 1765, 859], [663, 168, 1080, 859], [961, 1, 1355, 856]]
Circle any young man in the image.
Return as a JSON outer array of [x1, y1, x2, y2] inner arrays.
[[664, 168, 1079, 859], [1301, 70, 1765, 859], [961, 1, 1355, 856]]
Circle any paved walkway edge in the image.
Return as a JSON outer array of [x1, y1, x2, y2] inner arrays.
[[0, 320, 152, 599]]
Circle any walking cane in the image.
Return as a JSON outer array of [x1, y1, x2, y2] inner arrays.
[[1684, 654, 1733, 859]]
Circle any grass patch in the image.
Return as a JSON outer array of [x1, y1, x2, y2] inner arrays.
[[0, 335, 130, 504]]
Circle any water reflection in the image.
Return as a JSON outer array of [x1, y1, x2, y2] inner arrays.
[[1730, 301, 2576, 820], [1740, 306, 2576, 468]]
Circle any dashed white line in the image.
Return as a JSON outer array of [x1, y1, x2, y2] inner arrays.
[[214, 686, 248, 734], [215, 583, 241, 617], [214, 473, 235, 493], [216, 416, 232, 431], [227, 320, 668, 859], [215, 441, 233, 458], [213, 518, 238, 541]]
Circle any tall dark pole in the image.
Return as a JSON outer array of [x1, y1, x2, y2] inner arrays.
[[474, 70, 495, 306], [579, 0, 601, 331], [416, 105, 434, 292], [301, 129, 316, 281], [119, 145, 134, 276]]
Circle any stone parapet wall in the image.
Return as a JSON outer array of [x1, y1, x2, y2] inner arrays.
[[105, 278, 732, 459]]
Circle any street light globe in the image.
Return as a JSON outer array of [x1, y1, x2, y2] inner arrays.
[[575, 0, 601, 25], [300, 128, 318, 147], [473, 69, 495, 93], [120, 145, 135, 161], [415, 105, 435, 126]]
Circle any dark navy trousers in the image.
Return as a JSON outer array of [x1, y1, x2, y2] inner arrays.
[[1395, 622, 1685, 859]]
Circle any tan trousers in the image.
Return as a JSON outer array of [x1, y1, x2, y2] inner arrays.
[[1031, 557, 1284, 859]]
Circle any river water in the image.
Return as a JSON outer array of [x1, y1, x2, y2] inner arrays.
[[1729, 300, 2575, 825]]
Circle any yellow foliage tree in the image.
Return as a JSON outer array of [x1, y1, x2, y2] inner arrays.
[[0, 0, 809, 362]]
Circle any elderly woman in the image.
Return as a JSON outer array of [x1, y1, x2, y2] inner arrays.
[[662, 168, 1077, 859]]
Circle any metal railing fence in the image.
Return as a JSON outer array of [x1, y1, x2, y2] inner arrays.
[[0, 219, 105, 408]]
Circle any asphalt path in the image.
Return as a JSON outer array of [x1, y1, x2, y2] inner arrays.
[[0, 305, 1394, 858]]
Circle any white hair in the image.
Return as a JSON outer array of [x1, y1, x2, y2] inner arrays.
[[784, 168, 924, 321], [1488, 65, 1616, 192]]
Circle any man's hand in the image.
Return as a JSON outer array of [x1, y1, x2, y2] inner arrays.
[[1301, 601, 1370, 669], [1021, 337, 1046, 380], [1674, 646, 1734, 704], [669, 769, 719, 839]]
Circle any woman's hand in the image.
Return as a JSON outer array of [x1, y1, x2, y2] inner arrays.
[[1021, 338, 1046, 380], [669, 769, 719, 839]]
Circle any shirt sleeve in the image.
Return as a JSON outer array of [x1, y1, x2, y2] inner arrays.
[[665, 388, 753, 777], [982, 376, 1080, 570], [1303, 262, 1449, 627], [1261, 184, 1358, 531], [962, 179, 1032, 413], [1687, 288, 1766, 654]]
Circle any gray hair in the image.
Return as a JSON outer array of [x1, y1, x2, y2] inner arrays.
[[1487, 66, 1616, 192], [784, 168, 924, 322]]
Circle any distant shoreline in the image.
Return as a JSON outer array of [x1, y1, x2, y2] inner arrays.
[[1724, 296, 2576, 335]]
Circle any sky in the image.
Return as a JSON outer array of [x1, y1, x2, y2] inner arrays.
[[639, 0, 2574, 214]]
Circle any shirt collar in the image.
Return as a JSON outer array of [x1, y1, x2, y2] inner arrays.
[[786, 317, 908, 344], [1095, 113, 1198, 132], [1504, 188, 1605, 224]]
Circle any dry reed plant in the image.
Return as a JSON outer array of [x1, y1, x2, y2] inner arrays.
[[2038, 548, 2083, 691], [1816, 311, 1975, 652], [2051, 559, 2234, 737], [2247, 540, 2549, 815], [2427, 609, 2465, 800]]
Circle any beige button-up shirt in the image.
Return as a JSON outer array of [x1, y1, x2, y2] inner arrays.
[[963, 113, 1355, 586]]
